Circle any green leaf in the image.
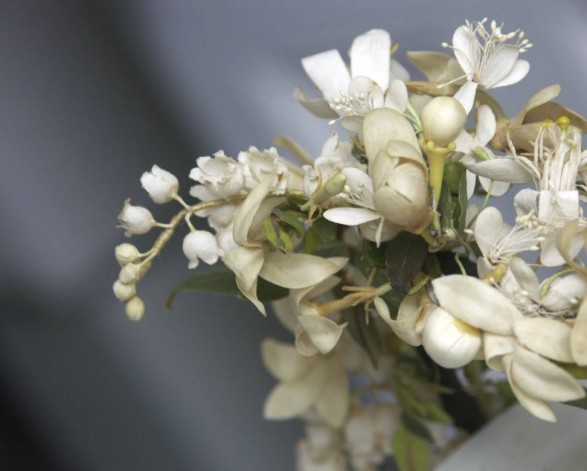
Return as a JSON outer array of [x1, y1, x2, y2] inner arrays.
[[312, 217, 338, 243], [392, 426, 431, 471], [564, 387, 587, 411], [166, 265, 288, 308], [310, 241, 350, 258], [385, 232, 429, 297], [341, 305, 381, 368], [303, 226, 321, 254], [438, 182, 456, 231], [457, 167, 469, 235], [273, 208, 306, 237], [262, 218, 281, 251], [401, 412, 433, 442]]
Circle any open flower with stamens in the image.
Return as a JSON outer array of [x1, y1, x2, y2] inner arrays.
[[443, 19, 531, 113], [298, 29, 409, 131]]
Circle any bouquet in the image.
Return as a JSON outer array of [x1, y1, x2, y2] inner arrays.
[[112, 18, 587, 470]]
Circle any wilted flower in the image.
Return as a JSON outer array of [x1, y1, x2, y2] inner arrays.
[[140, 165, 179, 204]]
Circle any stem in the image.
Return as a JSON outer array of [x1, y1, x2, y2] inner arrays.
[[425, 142, 453, 203]]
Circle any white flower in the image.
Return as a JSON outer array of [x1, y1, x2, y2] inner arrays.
[[182, 230, 222, 269], [238, 146, 289, 194], [298, 29, 409, 130], [420, 96, 467, 147], [140, 165, 179, 204], [455, 104, 510, 198], [189, 150, 245, 199], [118, 199, 155, 236], [297, 423, 346, 471], [262, 338, 350, 428], [443, 19, 531, 113]]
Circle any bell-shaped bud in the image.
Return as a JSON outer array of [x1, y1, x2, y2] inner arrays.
[[119, 263, 142, 284], [363, 108, 419, 163], [421, 96, 467, 147], [125, 296, 145, 321], [113, 280, 136, 302], [182, 231, 221, 269], [422, 307, 482, 368], [371, 141, 431, 232], [115, 243, 140, 266], [140, 165, 179, 204], [118, 199, 155, 236]]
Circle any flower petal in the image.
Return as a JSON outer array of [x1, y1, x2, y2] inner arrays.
[[484, 333, 515, 372], [454, 81, 478, 114], [261, 338, 316, 381], [232, 178, 273, 247], [314, 358, 350, 428], [476, 105, 497, 145], [491, 59, 530, 89], [293, 87, 339, 119], [572, 297, 587, 365], [513, 318, 574, 363], [432, 275, 521, 335], [260, 253, 348, 289], [474, 207, 506, 258], [298, 315, 345, 354], [384, 79, 408, 112], [301, 49, 351, 102], [452, 25, 477, 78], [363, 108, 419, 162], [481, 45, 519, 88], [467, 158, 533, 184], [324, 207, 381, 226], [350, 29, 390, 91]]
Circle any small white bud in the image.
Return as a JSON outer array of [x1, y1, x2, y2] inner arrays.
[[182, 231, 221, 269], [421, 96, 467, 147], [118, 199, 155, 236], [140, 165, 179, 203], [113, 280, 136, 301], [115, 243, 140, 265], [125, 296, 145, 321], [119, 263, 142, 284]]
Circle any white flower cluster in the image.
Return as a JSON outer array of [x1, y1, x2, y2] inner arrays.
[[113, 19, 587, 470]]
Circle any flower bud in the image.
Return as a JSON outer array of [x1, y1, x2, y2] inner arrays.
[[421, 96, 467, 147], [182, 231, 221, 269], [112, 280, 136, 301], [422, 307, 481, 368], [119, 263, 142, 284], [140, 165, 179, 204], [115, 243, 140, 266], [118, 199, 155, 236], [125, 296, 145, 321]]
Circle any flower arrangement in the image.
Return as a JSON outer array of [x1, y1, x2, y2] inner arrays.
[[113, 18, 587, 470]]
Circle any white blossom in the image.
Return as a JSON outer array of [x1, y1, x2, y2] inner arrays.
[[238, 146, 289, 194], [140, 165, 179, 203], [189, 150, 245, 199], [118, 199, 155, 236], [182, 231, 222, 269]]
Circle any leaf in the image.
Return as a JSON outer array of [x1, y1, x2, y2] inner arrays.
[[310, 241, 350, 258], [312, 217, 338, 243], [303, 226, 321, 254], [262, 217, 282, 251], [341, 305, 381, 368], [166, 265, 288, 308], [438, 182, 456, 232], [385, 232, 429, 297], [273, 208, 306, 237], [457, 167, 469, 235], [401, 412, 433, 442], [392, 426, 431, 471]]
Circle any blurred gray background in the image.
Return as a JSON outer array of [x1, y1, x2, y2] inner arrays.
[[1, 0, 586, 469]]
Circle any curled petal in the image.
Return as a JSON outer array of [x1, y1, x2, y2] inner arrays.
[[298, 315, 345, 355], [260, 253, 348, 289], [484, 333, 515, 372], [261, 338, 316, 381], [363, 108, 419, 162]]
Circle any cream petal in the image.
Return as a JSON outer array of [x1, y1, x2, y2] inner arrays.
[[339, 116, 363, 133], [341, 167, 374, 200], [223, 246, 264, 291], [474, 207, 505, 258], [511, 344, 585, 402], [271, 297, 299, 334], [236, 275, 265, 316], [406, 51, 456, 82], [484, 333, 515, 372], [362, 108, 419, 163], [314, 359, 350, 428], [384, 79, 408, 112], [513, 318, 574, 363], [491, 59, 530, 89], [467, 158, 533, 184], [293, 87, 339, 119], [232, 178, 273, 247], [512, 84, 561, 126], [513, 188, 538, 217], [504, 355, 557, 422], [295, 329, 320, 356], [390, 58, 410, 82], [508, 257, 540, 298], [571, 297, 587, 365], [386, 292, 429, 346], [541, 275, 587, 312], [263, 360, 328, 420], [422, 307, 482, 368], [481, 45, 520, 88], [454, 81, 478, 114], [432, 275, 521, 335], [260, 253, 348, 289], [476, 105, 497, 145], [261, 338, 316, 381], [298, 315, 345, 354], [466, 170, 476, 199], [350, 29, 390, 91], [479, 176, 510, 196], [301, 49, 351, 102], [323, 207, 381, 226]]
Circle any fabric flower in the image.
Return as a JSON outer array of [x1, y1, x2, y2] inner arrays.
[[189, 150, 245, 199], [182, 230, 222, 269], [117, 199, 155, 236], [140, 165, 179, 204]]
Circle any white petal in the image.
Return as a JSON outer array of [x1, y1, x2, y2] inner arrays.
[[314, 359, 350, 428], [454, 81, 478, 114], [271, 297, 298, 334], [261, 338, 316, 381], [295, 329, 320, 356], [223, 246, 264, 291], [432, 275, 521, 335], [491, 59, 530, 89], [301, 49, 351, 102], [384, 79, 408, 112], [541, 275, 587, 312], [324, 207, 381, 226], [467, 159, 533, 184], [362, 108, 419, 162], [481, 45, 520, 88], [293, 87, 339, 119], [298, 315, 345, 354], [260, 253, 348, 289], [476, 105, 497, 144], [452, 25, 477, 78], [479, 176, 510, 196], [342, 167, 374, 197], [508, 257, 540, 298], [572, 297, 587, 365], [390, 58, 410, 82], [263, 360, 327, 420], [484, 333, 515, 372], [513, 188, 538, 216], [513, 318, 574, 363], [474, 207, 506, 258], [466, 170, 476, 199], [512, 344, 585, 402], [232, 178, 273, 247], [350, 29, 390, 91]]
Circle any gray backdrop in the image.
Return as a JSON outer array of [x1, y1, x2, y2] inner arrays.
[[1, 1, 586, 469]]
